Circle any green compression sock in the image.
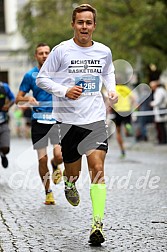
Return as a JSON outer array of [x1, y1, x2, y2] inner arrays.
[[90, 183, 106, 222]]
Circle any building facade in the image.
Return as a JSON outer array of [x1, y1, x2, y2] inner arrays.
[[0, 0, 33, 136], [0, 0, 32, 94]]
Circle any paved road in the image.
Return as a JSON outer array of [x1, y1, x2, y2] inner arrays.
[[0, 137, 167, 252]]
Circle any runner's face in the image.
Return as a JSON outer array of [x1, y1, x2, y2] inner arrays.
[[72, 11, 96, 47], [35, 46, 50, 68]]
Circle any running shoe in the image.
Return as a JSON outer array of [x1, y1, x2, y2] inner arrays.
[[120, 153, 126, 159], [51, 161, 62, 184], [1, 155, 8, 168], [120, 150, 126, 159], [64, 181, 80, 206], [89, 216, 105, 245], [45, 190, 55, 205]]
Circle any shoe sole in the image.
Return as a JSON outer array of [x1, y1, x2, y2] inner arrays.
[[89, 229, 105, 245], [65, 190, 80, 206], [67, 198, 80, 206], [51, 161, 62, 184], [52, 170, 62, 185], [44, 201, 55, 205], [52, 176, 62, 184]]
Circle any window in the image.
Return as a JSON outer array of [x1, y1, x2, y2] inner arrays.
[[0, 0, 5, 33], [0, 71, 8, 83]]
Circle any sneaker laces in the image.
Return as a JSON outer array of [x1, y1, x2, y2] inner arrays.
[[65, 181, 74, 188], [93, 216, 103, 229], [65, 182, 76, 192], [65, 182, 77, 196]]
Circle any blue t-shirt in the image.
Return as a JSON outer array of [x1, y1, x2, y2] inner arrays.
[[19, 66, 53, 120], [0, 82, 15, 123], [0, 82, 15, 102]]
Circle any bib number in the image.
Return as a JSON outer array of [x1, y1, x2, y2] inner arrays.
[[75, 76, 100, 96], [33, 112, 56, 124]]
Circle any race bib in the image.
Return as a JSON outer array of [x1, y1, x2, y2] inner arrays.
[[75, 76, 100, 96], [33, 112, 57, 124], [0, 112, 6, 124]]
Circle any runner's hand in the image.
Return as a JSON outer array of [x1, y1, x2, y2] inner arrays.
[[28, 97, 39, 106], [65, 86, 83, 100], [108, 91, 118, 106]]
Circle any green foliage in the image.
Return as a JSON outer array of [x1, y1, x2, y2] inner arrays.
[[17, 0, 74, 58], [17, 0, 167, 78]]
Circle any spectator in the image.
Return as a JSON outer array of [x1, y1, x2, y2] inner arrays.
[[13, 107, 24, 137], [150, 80, 167, 144], [136, 85, 154, 141], [22, 107, 32, 138]]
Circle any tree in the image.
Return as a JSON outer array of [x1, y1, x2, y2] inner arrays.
[[17, 0, 167, 81], [93, 0, 167, 81], [17, 0, 74, 58]]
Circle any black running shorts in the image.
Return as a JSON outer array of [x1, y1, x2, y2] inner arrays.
[[113, 111, 131, 127], [60, 120, 108, 163], [31, 120, 60, 149]]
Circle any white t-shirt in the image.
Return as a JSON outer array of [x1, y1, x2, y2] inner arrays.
[[37, 38, 116, 125], [151, 86, 167, 122]]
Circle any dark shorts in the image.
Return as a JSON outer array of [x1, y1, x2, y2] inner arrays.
[[60, 120, 108, 163], [113, 111, 131, 127], [0, 123, 10, 148], [31, 120, 60, 150]]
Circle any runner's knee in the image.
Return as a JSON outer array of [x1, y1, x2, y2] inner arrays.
[[0, 147, 9, 155]]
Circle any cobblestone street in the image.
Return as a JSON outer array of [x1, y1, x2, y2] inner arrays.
[[0, 137, 167, 252]]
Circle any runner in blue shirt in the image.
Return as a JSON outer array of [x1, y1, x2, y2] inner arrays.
[[15, 43, 63, 205]]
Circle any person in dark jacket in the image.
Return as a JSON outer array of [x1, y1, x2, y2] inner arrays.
[[0, 81, 15, 168]]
